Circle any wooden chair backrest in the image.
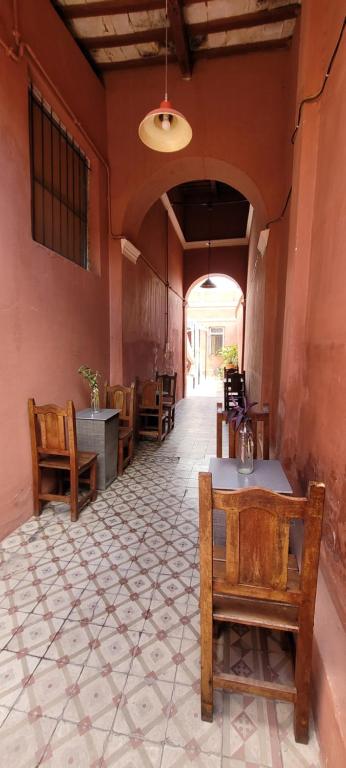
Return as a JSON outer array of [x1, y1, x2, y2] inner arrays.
[[140, 379, 163, 412], [225, 371, 245, 393], [104, 383, 135, 429], [28, 398, 77, 461], [223, 366, 238, 378], [250, 410, 270, 459], [156, 372, 177, 401], [216, 405, 270, 459], [199, 473, 324, 603]]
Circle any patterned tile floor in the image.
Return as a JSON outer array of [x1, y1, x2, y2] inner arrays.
[[0, 396, 322, 767]]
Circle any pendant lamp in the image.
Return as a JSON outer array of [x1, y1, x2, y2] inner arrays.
[[200, 241, 216, 289], [138, 0, 192, 153], [201, 204, 216, 288]]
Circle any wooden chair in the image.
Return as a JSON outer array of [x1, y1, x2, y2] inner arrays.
[[156, 371, 177, 431], [199, 472, 325, 743], [224, 370, 245, 410], [138, 379, 169, 441], [216, 403, 270, 459], [104, 382, 135, 475], [28, 398, 97, 522]]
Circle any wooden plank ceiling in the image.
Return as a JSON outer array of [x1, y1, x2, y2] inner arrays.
[[168, 181, 250, 242], [51, 0, 301, 76]]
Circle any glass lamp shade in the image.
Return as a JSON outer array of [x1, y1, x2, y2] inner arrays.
[[138, 99, 192, 153], [200, 277, 216, 289]]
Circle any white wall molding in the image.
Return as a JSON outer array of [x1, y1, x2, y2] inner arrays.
[[160, 194, 249, 251], [161, 193, 186, 247], [183, 237, 248, 251], [246, 204, 254, 239], [257, 228, 270, 257], [121, 238, 141, 264]]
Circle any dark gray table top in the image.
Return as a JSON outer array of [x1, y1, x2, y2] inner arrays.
[[76, 408, 120, 421], [208, 458, 293, 495]]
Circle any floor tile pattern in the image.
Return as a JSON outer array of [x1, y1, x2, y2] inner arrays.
[[0, 397, 321, 767]]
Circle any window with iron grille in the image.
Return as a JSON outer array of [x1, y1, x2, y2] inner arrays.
[[209, 327, 224, 355], [29, 86, 89, 268]]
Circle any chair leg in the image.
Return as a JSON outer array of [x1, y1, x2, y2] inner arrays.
[[33, 498, 42, 517], [216, 408, 222, 458], [118, 439, 124, 476], [128, 433, 134, 464], [201, 618, 214, 722], [293, 630, 312, 743], [90, 460, 97, 502], [70, 470, 79, 522], [33, 466, 42, 517]]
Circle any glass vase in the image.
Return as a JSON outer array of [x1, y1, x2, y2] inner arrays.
[[238, 419, 254, 474], [90, 387, 100, 413]]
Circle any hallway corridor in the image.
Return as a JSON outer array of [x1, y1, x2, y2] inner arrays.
[[0, 398, 320, 767]]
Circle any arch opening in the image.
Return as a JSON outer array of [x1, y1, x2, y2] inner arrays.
[[186, 275, 244, 397], [123, 157, 267, 241]]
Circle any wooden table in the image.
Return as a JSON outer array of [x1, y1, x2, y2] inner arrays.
[[208, 457, 293, 494], [76, 408, 120, 490]]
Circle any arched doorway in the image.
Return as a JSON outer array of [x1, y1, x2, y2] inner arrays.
[[185, 275, 244, 396], [117, 162, 266, 401]]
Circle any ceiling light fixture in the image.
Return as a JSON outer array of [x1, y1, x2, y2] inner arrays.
[[200, 242, 216, 289], [138, 0, 192, 153]]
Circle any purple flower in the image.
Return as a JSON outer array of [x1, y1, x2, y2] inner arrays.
[[226, 395, 258, 430]]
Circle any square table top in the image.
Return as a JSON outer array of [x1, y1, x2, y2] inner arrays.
[[208, 457, 293, 495], [76, 408, 120, 422]]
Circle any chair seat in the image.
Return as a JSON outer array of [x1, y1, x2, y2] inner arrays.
[[139, 413, 167, 424], [163, 399, 175, 409], [119, 426, 132, 440], [213, 594, 299, 633], [39, 451, 97, 471], [139, 406, 159, 412]]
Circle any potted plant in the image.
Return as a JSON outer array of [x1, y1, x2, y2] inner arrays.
[[217, 344, 238, 370], [227, 395, 257, 474], [78, 365, 101, 413]]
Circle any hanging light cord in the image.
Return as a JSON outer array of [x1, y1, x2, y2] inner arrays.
[[208, 204, 212, 275], [164, 0, 168, 101], [266, 17, 345, 228]]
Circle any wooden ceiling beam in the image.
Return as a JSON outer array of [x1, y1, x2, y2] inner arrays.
[[58, 0, 165, 19], [193, 37, 292, 62], [55, 0, 210, 17], [100, 53, 175, 71], [76, 3, 300, 52], [189, 4, 301, 39], [167, 0, 191, 79], [83, 28, 168, 49], [99, 36, 292, 72]]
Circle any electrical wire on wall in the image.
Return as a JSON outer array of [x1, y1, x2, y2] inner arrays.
[[291, 17, 346, 145], [266, 16, 345, 229]]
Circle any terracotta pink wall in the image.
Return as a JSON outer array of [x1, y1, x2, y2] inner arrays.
[[244, 18, 299, 414], [122, 201, 184, 401], [183, 246, 248, 297], [277, 1, 346, 763], [0, 0, 109, 540]]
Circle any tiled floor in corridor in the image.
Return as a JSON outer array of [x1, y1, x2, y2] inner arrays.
[[0, 396, 321, 767]]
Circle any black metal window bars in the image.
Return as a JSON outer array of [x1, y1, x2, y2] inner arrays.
[[29, 84, 89, 268]]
